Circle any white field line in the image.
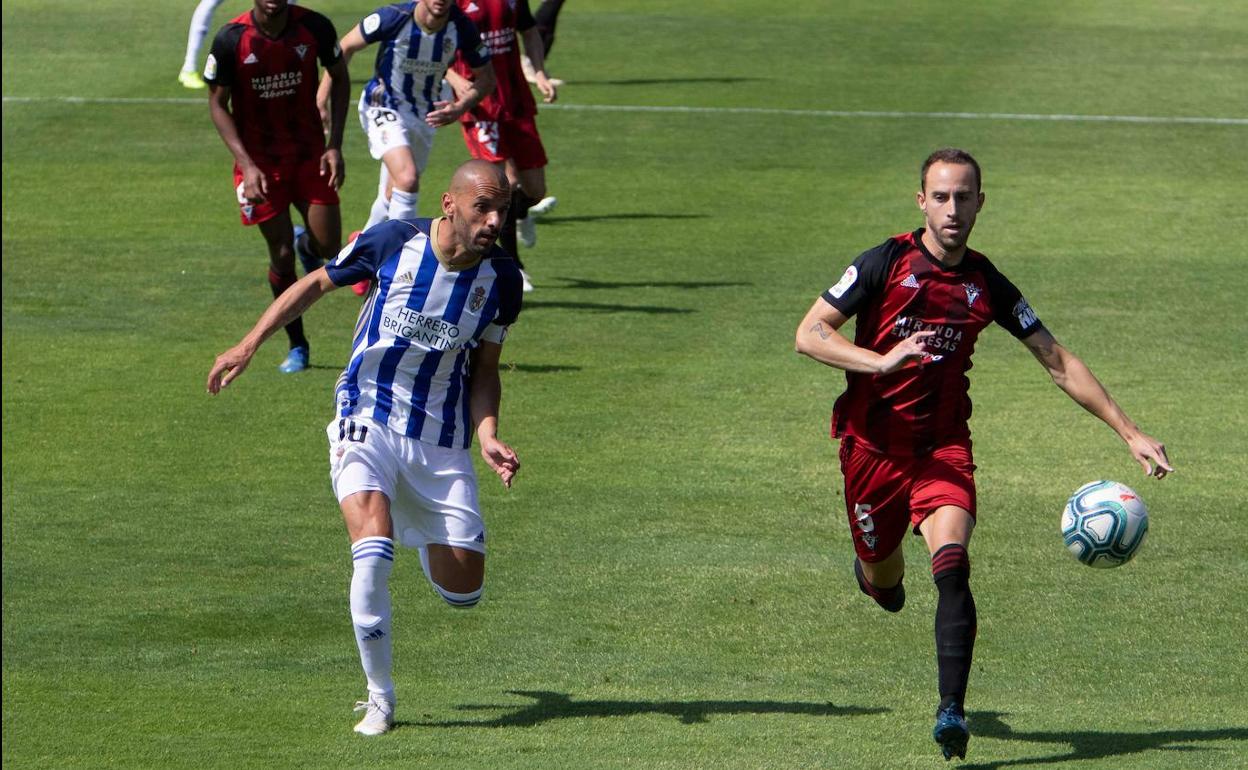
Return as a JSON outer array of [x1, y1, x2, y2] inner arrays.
[[3, 95, 1246, 126]]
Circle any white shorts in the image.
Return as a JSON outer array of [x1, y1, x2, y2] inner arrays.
[[359, 103, 436, 167], [327, 416, 485, 553]]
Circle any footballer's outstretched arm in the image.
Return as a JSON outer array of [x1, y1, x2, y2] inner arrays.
[[317, 25, 367, 122], [1021, 328, 1173, 478], [206, 269, 339, 394], [795, 297, 933, 375]]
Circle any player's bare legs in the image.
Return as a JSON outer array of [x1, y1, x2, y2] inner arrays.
[[499, 161, 546, 288], [295, 201, 342, 264], [858, 542, 905, 588], [425, 545, 485, 594], [257, 211, 311, 370], [919, 505, 976, 760], [381, 146, 420, 220], [854, 541, 906, 613]]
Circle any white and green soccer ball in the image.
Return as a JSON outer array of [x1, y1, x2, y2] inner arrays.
[[1061, 480, 1149, 568]]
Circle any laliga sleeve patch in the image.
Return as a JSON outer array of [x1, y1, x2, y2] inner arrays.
[[362, 13, 381, 35], [828, 265, 858, 299], [204, 53, 218, 80], [1013, 297, 1038, 328]]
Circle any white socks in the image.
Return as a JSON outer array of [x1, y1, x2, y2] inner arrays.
[[364, 195, 390, 230], [388, 189, 418, 221], [183, 0, 223, 72], [350, 537, 395, 696]]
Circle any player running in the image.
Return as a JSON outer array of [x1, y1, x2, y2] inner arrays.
[[319, 0, 496, 236], [446, 0, 556, 287], [208, 160, 524, 737], [205, 0, 349, 373], [794, 148, 1172, 761]]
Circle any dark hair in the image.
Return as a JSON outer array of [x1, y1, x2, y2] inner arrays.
[[920, 148, 981, 192]]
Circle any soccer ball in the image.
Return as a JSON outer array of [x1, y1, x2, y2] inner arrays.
[[1060, 480, 1149, 568]]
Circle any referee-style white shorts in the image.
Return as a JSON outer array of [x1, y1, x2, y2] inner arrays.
[[326, 416, 486, 553], [358, 101, 436, 168]]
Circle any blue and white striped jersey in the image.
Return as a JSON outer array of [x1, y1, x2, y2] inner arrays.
[[358, 3, 490, 122], [325, 219, 523, 449]]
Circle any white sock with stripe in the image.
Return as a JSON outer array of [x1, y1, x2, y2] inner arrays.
[[388, 189, 418, 221], [350, 537, 395, 697]]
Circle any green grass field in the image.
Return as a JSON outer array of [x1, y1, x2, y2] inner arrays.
[[4, 1, 1247, 767]]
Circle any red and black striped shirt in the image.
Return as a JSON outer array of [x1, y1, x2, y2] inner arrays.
[[205, 6, 341, 166], [823, 229, 1044, 457]]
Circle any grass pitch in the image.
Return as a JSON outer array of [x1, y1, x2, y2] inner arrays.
[[3, 1, 1247, 768]]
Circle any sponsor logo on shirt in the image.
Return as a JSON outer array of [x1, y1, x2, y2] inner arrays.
[[901, 273, 920, 289], [828, 265, 858, 299], [251, 70, 303, 99], [481, 28, 516, 55], [243, 52, 259, 65], [893, 316, 965, 353], [383, 306, 464, 350], [398, 57, 452, 76]]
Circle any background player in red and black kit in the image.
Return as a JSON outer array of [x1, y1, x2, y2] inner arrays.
[[446, 0, 557, 286], [795, 148, 1172, 761], [205, 0, 349, 373]]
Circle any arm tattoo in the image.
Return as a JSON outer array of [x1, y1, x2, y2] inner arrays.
[[809, 321, 830, 341]]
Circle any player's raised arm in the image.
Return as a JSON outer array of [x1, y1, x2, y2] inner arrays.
[[207, 269, 339, 394], [427, 62, 495, 127], [795, 297, 934, 375], [1020, 328, 1173, 478], [468, 340, 519, 488]]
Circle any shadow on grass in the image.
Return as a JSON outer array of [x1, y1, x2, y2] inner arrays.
[[407, 689, 888, 728], [502, 363, 582, 374], [523, 300, 693, 314], [551, 276, 751, 291], [960, 711, 1248, 769]]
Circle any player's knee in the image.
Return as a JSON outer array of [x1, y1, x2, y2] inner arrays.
[[432, 582, 482, 609], [391, 167, 419, 192]]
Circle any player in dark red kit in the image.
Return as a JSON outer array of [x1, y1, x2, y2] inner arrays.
[[205, 0, 349, 373], [446, 0, 556, 289], [795, 148, 1172, 761]]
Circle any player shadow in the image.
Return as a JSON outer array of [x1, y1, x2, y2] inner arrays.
[[522, 300, 694, 315], [574, 76, 766, 86], [959, 711, 1248, 769], [538, 213, 707, 224], [502, 363, 582, 374], [405, 689, 889, 729], [551, 276, 751, 291]]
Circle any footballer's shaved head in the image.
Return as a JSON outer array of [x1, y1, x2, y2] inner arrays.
[[450, 159, 509, 196], [441, 160, 512, 260]]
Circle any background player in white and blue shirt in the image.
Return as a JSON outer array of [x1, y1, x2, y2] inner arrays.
[[207, 161, 522, 737], [318, 0, 495, 230]]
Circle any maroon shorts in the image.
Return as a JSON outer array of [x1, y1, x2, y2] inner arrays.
[[460, 116, 548, 170], [232, 158, 339, 226], [838, 437, 977, 562]]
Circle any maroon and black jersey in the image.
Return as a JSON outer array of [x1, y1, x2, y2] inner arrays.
[[823, 229, 1045, 457], [205, 6, 342, 166], [453, 0, 539, 122]]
